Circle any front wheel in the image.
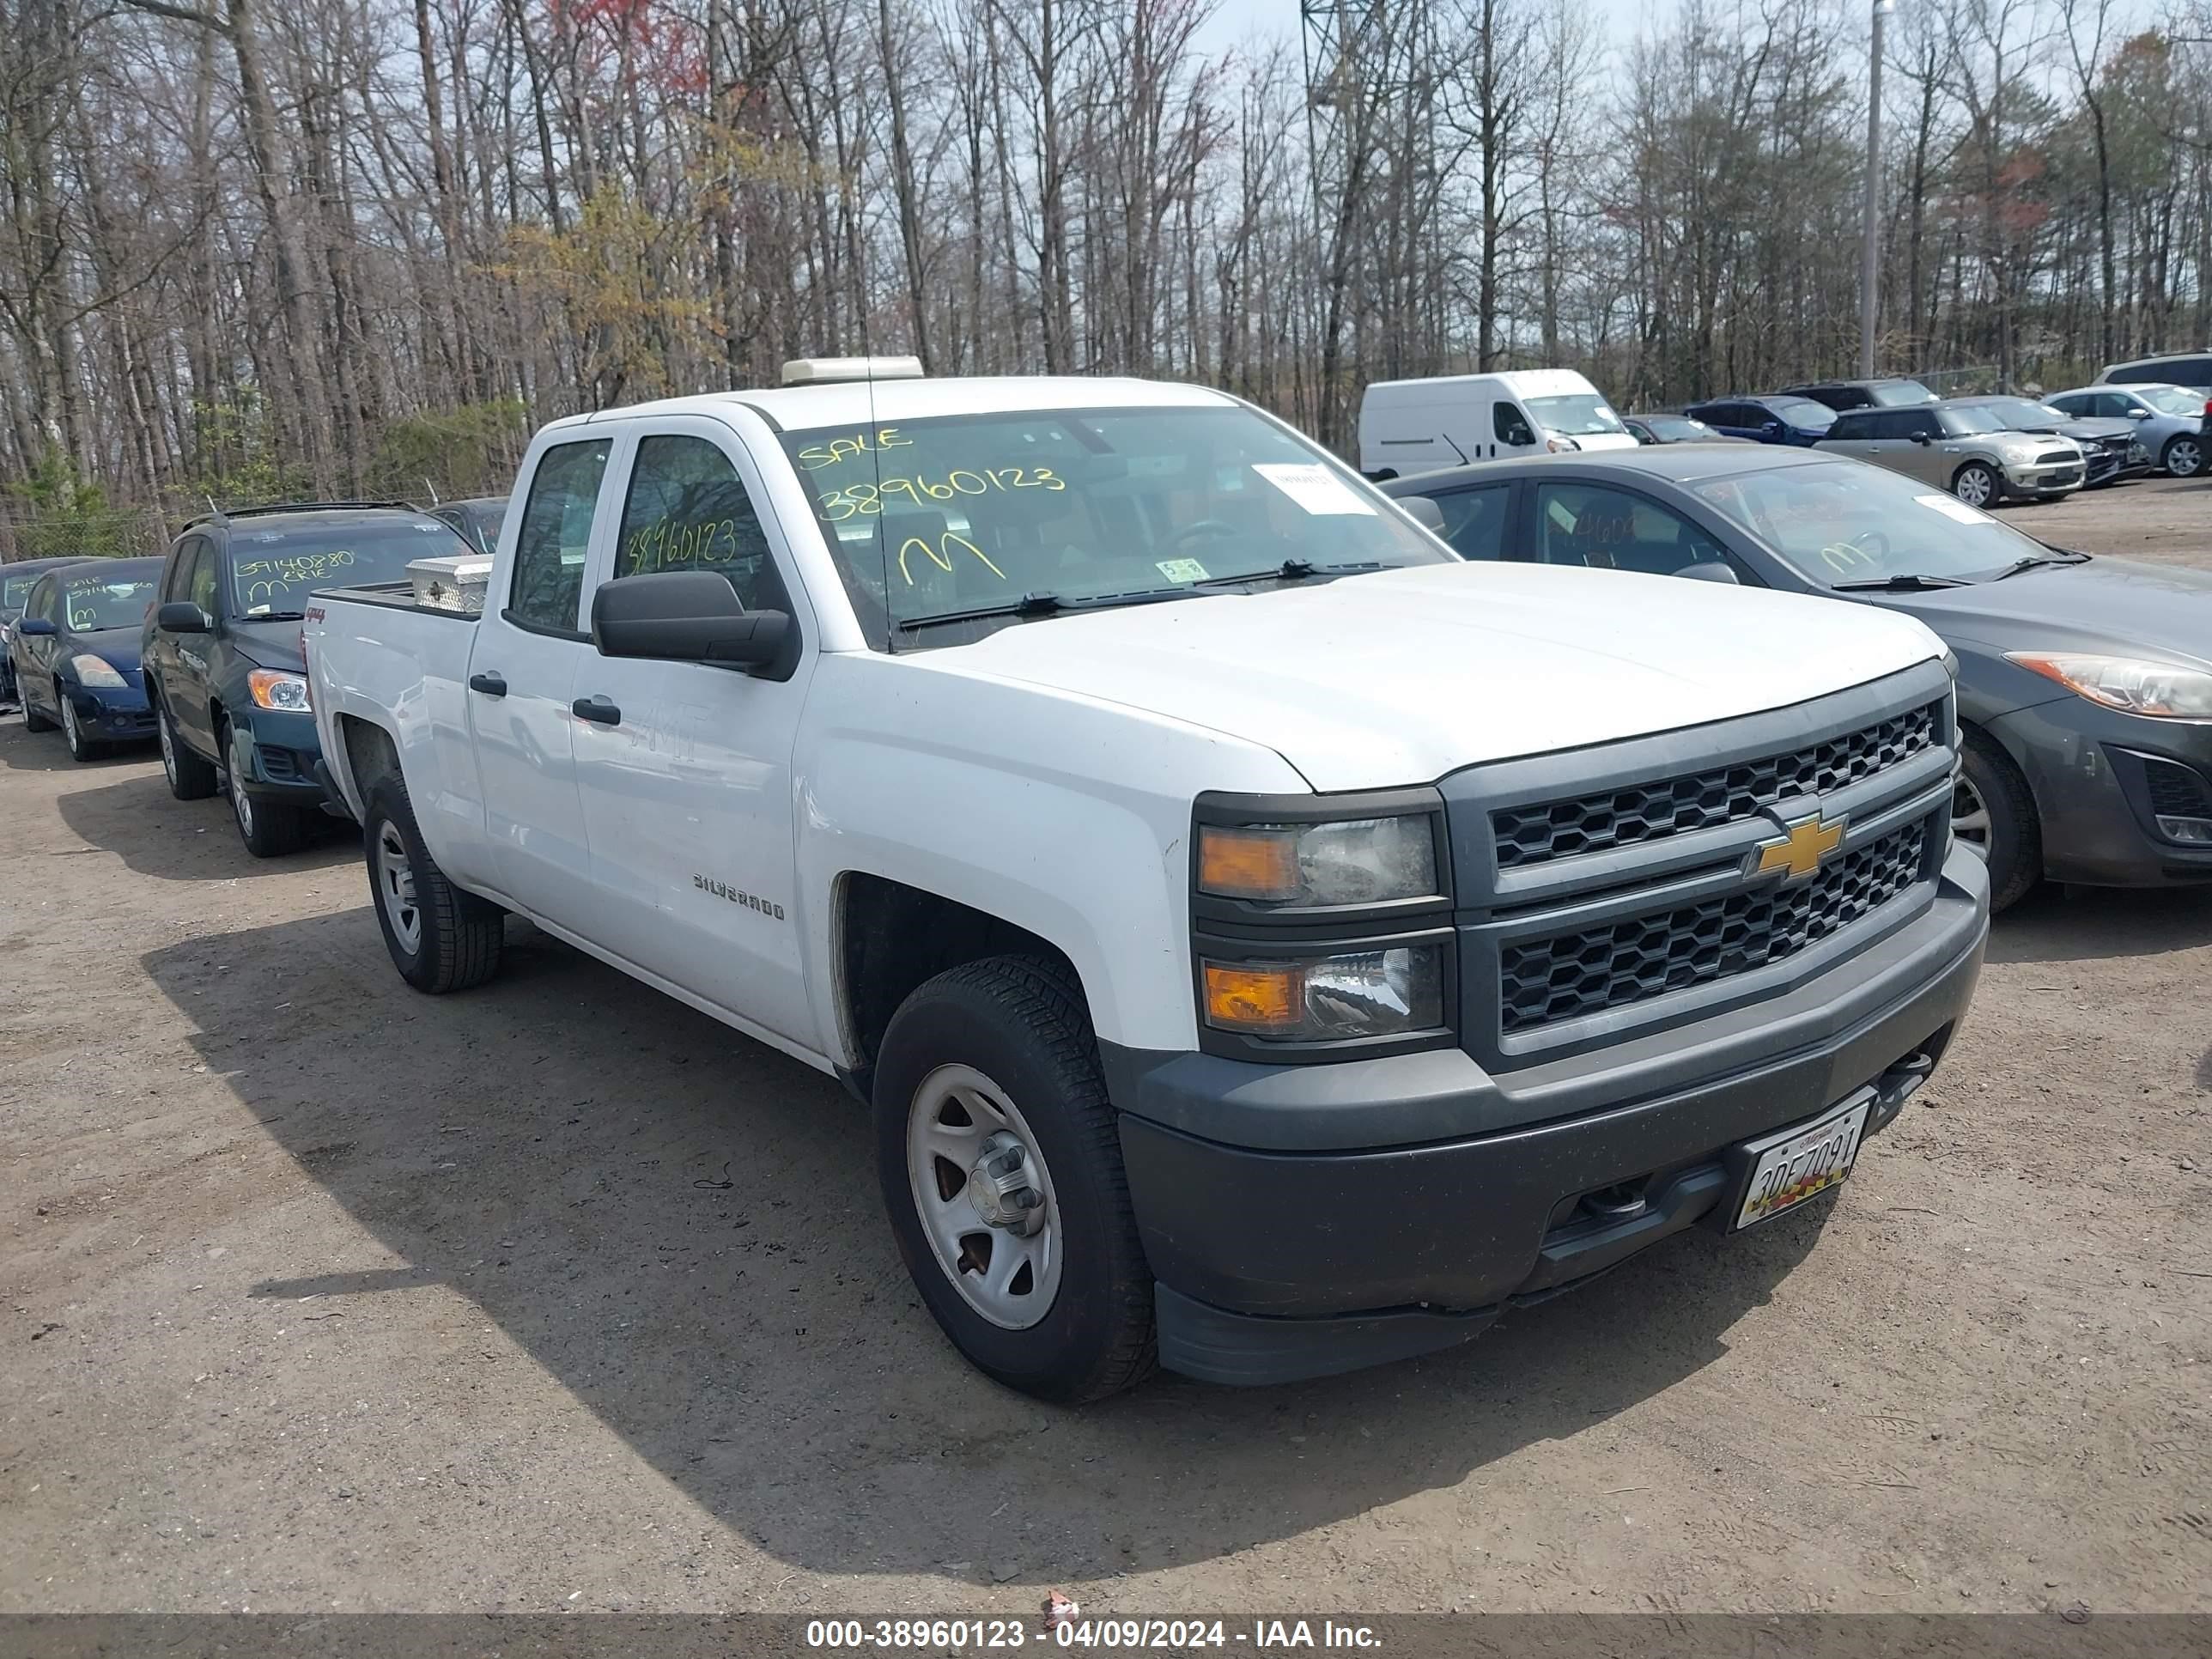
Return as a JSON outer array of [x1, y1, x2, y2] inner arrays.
[[221, 718, 312, 857], [364, 774, 504, 993], [1952, 463, 1999, 508], [1953, 729, 2041, 913], [874, 956, 1156, 1403], [2163, 434, 2205, 479], [59, 695, 102, 762]]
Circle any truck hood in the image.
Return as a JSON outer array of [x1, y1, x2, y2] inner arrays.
[[931, 563, 1945, 792]]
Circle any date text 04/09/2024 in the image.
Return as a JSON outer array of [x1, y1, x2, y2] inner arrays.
[[804, 1619, 1383, 1650]]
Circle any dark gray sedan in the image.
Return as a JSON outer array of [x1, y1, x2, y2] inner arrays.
[[1382, 446, 2212, 912]]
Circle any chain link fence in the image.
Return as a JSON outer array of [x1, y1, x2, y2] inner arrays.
[[0, 502, 177, 567]]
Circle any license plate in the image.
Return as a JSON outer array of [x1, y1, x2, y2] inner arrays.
[[1733, 1099, 1869, 1230]]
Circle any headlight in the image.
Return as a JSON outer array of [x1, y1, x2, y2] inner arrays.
[[1200, 945, 1444, 1041], [2008, 653, 2212, 720], [70, 653, 126, 687], [1197, 817, 1438, 907], [247, 668, 312, 713]]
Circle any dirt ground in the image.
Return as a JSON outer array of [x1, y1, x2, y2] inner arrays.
[[3, 476, 2209, 1619]]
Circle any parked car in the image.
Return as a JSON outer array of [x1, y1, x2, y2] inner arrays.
[[1680, 394, 1837, 446], [1815, 404, 2083, 506], [9, 557, 164, 759], [2044, 384, 2207, 478], [1778, 378, 1942, 412], [1358, 368, 1636, 477], [305, 363, 1985, 1401], [2097, 349, 2212, 393], [142, 502, 471, 856], [429, 495, 508, 556], [1379, 446, 2212, 912], [1623, 412, 1737, 445], [1940, 394, 2149, 487], [2, 556, 97, 711]]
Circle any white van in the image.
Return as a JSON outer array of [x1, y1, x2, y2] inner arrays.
[[1358, 369, 1638, 478]]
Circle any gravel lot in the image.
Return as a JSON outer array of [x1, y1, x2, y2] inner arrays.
[[3, 476, 2208, 1618]]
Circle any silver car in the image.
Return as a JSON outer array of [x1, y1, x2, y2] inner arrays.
[[1814, 403, 2085, 507], [2045, 383, 2207, 478]]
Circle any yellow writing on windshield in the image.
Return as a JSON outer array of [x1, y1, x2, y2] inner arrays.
[[898, 531, 1006, 586], [796, 428, 915, 471], [822, 468, 1065, 522]]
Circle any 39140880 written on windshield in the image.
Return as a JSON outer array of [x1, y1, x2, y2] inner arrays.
[[774, 405, 1447, 639]]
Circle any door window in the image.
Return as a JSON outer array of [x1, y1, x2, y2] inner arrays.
[[1885, 410, 1938, 440], [163, 537, 201, 603], [1533, 483, 1730, 576], [1431, 485, 1510, 562], [510, 439, 612, 631], [28, 575, 58, 623], [185, 540, 221, 615], [1493, 402, 1536, 447], [614, 434, 787, 611]]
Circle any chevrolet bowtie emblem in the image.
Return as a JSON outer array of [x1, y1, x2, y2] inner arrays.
[[1748, 812, 1848, 884]]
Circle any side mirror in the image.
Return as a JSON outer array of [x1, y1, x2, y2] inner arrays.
[[592, 570, 792, 672], [1911, 432, 1934, 446], [1399, 495, 1446, 533], [157, 602, 211, 634], [1762, 421, 1784, 436], [15, 616, 56, 636], [2127, 408, 2151, 419], [1674, 561, 1740, 585]]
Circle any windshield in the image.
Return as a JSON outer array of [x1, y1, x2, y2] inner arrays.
[[1972, 398, 2063, 427], [62, 574, 158, 631], [1646, 416, 1711, 441], [777, 405, 1449, 647], [2138, 386, 2203, 416], [1525, 394, 1626, 437], [3, 571, 51, 612], [1694, 460, 2052, 586], [1870, 380, 1939, 407], [1770, 398, 1836, 431], [231, 518, 469, 615], [1937, 407, 2007, 437]]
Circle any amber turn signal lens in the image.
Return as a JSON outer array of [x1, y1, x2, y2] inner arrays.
[[1197, 825, 1300, 900], [1201, 962, 1304, 1032]]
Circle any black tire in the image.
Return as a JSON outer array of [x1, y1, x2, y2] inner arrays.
[[363, 773, 504, 993], [220, 718, 312, 857], [873, 956, 1156, 1403], [1951, 462, 2000, 508], [59, 694, 103, 762], [1956, 728, 2041, 914], [2162, 433, 2206, 479], [21, 684, 55, 732], [158, 702, 219, 800]]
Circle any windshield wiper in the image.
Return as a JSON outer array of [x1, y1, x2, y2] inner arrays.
[[896, 587, 1196, 633], [1188, 558, 1387, 590], [1989, 550, 2093, 580], [1829, 573, 1975, 592]]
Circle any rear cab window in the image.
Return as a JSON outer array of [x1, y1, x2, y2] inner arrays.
[[509, 440, 613, 632]]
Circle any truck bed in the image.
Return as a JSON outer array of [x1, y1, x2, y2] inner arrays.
[[308, 580, 482, 619]]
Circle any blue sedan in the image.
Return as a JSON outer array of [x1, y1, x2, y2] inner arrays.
[[9, 557, 164, 760], [1681, 394, 1838, 447]]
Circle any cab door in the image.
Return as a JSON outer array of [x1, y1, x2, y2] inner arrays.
[[155, 535, 222, 756], [17, 574, 64, 714], [567, 420, 820, 1049]]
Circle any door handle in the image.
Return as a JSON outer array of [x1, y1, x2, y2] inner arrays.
[[468, 672, 507, 696], [572, 696, 621, 726]]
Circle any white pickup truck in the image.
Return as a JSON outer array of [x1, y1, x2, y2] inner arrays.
[[304, 364, 1988, 1401]]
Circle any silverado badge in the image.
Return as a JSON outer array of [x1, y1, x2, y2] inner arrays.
[[1747, 811, 1848, 884]]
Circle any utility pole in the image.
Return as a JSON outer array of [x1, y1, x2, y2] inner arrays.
[[1860, 0, 1894, 377]]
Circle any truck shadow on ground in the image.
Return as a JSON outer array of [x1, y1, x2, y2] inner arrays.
[[54, 769, 356, 882], [143, 907, 1833, 1583], [1987, 880, 2212, 965]]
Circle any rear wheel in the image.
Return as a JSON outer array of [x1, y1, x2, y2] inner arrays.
[[874, 956, 1156, 1403], [158, 703, 219, 799], [2163, 433, 2205, 479], [59, 695, 102, 762], [1951, 463, 1999, 508], [1953, 729, 2040, 914], [364, 773, 504, 993]]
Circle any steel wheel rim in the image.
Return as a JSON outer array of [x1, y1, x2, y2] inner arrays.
[[2172, 440, 2204, 477], [905, 1062, 1063, 1330], [159, 716, 176, 782], [1952, 775, 1992, 861], [232, 773, 255, 835], [374, 820, 422, 953], [1955, 468, 1993, 507]]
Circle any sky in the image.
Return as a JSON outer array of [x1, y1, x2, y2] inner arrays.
[[1191, 0, 1691, 72]]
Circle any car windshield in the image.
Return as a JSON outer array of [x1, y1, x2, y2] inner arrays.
[[1694, 460, 2054, 586], [230, 518, 469, 615], [3, 571, 51, 611], [777, 404, 1449, 647], [1937, 407, 2008, 436], [1870, 380, 1939, 406], [1972, 398, 2063, 427], [1646, 416, 1710, 441], [2137, 386, 2202, 416], [1770, 398, 1836, 430], [1525, 394, 1626, 437], [62, 574, 158, 631]]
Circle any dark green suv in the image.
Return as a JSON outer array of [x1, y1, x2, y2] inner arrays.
[[141, 503, 469, 855]]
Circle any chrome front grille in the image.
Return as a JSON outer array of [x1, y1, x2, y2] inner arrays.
[[1498, 820, 1929, 1032], [1492, 700, 1941, 870]]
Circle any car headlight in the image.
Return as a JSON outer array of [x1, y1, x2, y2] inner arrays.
[[2008, 653, 2212, 720], [1200, 945, 1445, 1041], [1197, 816, 1438, 907], [70, 653, 126, 687], [247, 668, 312, 712]]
